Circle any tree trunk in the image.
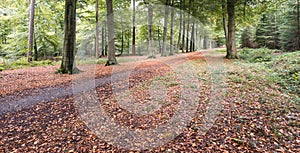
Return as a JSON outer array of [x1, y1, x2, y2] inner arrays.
[[162, 0, 170, 56], [28, 0, 35, 62], [177, 1, 182, 53], [105, 0, 118, 65], [132, 0, 136, 55], [101, 26, 105, 56], [148, 3, 155, 58], [169, 0, 175, 55], [121, 30, 124, 55], [33, 34, 38, 61], [95, 0, 99, 58], [226, 0, 238, 59], [222, 0, 228, 45], [297, 0, 300, 49], [158, 26, 161, 53], [190, 21, 195, 52], [182, 13, 186, 52], [186, 13, 190, 52], [59, 0, 77, 74]]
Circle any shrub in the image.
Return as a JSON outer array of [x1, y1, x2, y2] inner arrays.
[[239, 48, 277, 63]]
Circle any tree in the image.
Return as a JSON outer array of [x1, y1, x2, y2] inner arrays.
[[169, 0, 175, 55], [148, 2, 155, 58], [59, 0, 77, 74], [28, 0, 35, 62], [279, 0, 300, 51], [226, 0, 238, 59], [105, 0, 118, 65], [176, 0, 183, 52], [162, 0, 170, 56], [132, 0, 136, 55], [222, 0, 228, 45], [95, 0, 99, 58], [256, 13, 280, 49], [241, 26, 256, 48]]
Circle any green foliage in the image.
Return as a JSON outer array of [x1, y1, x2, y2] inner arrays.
[[239, 48, 277, 63], [267, 51, 300, 94], [255, 13, 280, 49], [0, 57, 56, 71], [239, 48, 300, 94], [279, 1, 300, 51], [240, 26, 257, 48]]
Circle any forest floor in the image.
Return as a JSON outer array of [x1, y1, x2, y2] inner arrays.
[[0, 49, 299, 152]]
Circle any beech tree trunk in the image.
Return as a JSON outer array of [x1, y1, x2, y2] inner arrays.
[[186, 13, 190, 52], [101, 25, 105, 56], [297, 0, 300, 49], [59, 0, 77, 74], [222, 0, 228, 44], [95, 0, 99, 58], [105, 0, 118, 65], [226, 0, 238, 59], [169, 0, 175, 55], [182, 13, 186, 52], [190, 21, 195, 52], [132, 0, 136, 55], [148, 3, 155, 58], [28, 0, 35, 62], [162, 0, 170, 56], [177, 1, 182, 53], [33, 35, 38, 61]]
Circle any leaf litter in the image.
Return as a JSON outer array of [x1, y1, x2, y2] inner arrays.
[[0, 51, 299, 152]]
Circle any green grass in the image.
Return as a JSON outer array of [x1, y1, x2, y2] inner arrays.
[[0, 57, 59, 71]]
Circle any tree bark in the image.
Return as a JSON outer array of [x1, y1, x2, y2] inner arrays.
[[132, 0, 136, 55], [162, 0, 170, 56], [158, 26, 161, 53], [226, 0, 238, 59], [169, 0, 175, 55], [33, 34, 38, 61], [148, 3, 155, 58], [95, 0, 99, 58], [28, 0, 35, 62], [59, 0, 77, 74], [297, 0, 300, 49], [101, 25, 105, 56], [222, 0, 228, 44], [190, 21, 195, 52], [105, 0, 118, 65], [186, 13, 190, 52], [182, 12, 186, 52], [177, 1, 182, 53]]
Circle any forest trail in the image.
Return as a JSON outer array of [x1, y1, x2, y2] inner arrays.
[[1, 49, 299, 152], [0, 49, 215, 115]]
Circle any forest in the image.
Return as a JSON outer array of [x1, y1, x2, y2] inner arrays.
[[0, 0, 299, 152]]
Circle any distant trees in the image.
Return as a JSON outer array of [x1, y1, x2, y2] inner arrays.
[[255, 13, 280, 49], [279, 0, 300, 51], [243, 0, 300, 52]]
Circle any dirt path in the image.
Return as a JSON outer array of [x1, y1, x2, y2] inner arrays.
[[0, 49, 299, 152]]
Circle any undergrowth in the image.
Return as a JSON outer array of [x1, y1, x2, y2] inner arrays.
[[238, 48, 300, 95], [0, 57, 57, 71]]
